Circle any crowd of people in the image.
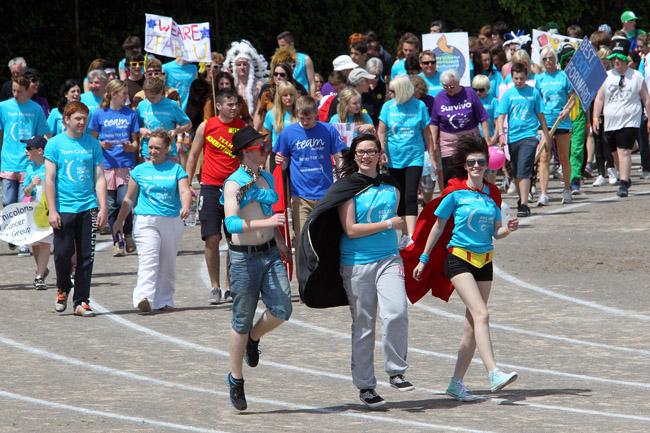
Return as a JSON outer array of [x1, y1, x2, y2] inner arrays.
[[0, 9, 648, 410]]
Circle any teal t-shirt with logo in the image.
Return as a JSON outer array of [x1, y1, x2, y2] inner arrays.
[[497, 85, 544, 143], [0, 98, 50, 172], [130, 160, 188, 217]]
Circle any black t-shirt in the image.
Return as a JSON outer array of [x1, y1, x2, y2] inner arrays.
[[126, 77, 145, 102]]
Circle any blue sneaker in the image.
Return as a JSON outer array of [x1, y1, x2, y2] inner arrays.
[[446, 378, 487, 402], [489, 368, 518, 392]]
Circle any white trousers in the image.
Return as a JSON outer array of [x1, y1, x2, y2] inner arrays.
[[132, 214, 183, 309]]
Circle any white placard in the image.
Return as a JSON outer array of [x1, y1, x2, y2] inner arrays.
[[531, 29, 581, 65], [0, 201, 52, 245], [144, 13, 211, 62], [422, 32, 471, 86]]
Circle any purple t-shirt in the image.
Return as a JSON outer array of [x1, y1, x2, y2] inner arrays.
[[319, 82, 336, 98], [430, 87, 487, 134]]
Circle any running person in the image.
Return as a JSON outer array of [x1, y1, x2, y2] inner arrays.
[[412, 134, 519, 400], [113, 130, 191, 312], [222, 126, 292, 411], [337, 134, 412, 408]]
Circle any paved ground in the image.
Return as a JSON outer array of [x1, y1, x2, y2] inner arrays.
[[2, 163, 650, 433]]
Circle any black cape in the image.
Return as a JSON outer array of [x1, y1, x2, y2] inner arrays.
[[298, 172, 400, 308]]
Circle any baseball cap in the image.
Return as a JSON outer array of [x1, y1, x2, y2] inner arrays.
[[332, 55, 357, 71], [621, 11, 638, 23], [607, 36, 631, 61], [597, 24, 612, 35], [21, 135, 47, 149], [348, 68, 375, 85], [231, 126, 267, 155]]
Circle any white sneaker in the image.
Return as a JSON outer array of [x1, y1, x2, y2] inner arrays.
[[507, 182, 517, 194], [561, 189, 573, 204], [642, 171, 650, 179], [537, 193, 549, 206], [209, 288, 223, 305], [592, 175, 607, 187], [608, 168, 618, 185]]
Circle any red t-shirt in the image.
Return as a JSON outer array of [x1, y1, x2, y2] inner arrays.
[[201, 116, 246, 186]]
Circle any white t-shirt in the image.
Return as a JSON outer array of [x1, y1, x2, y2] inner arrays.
[[602, 68, 644, 131]]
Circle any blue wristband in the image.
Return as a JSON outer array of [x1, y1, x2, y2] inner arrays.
[[224, 215, 244, 234], [419, 253, 429, 264]]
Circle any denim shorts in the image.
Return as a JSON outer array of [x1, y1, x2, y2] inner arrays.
[[228, 246, 292, 333], [508, 137, 538, 179]]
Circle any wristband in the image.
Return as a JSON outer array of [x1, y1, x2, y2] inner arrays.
[[224, 215, 244, 233], [419, 253, 430, 264], [386, 219, 393, 230]]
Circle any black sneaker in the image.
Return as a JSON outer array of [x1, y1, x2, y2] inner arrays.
[[223, 289, 233, 302], [359, 388, 385, 408], [244, 336, 260, 367], [517, 204, 531, 217], [617, 181, 629, 198], [8, 243, 16, 251], [389, 374, 415, 391], [227, 373, 247, 411]]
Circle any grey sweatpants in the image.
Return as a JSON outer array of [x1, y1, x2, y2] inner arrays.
[[340, 255, 409, 390]]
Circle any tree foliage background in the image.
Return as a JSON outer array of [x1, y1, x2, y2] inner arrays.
[[0, 0, 646, 105]]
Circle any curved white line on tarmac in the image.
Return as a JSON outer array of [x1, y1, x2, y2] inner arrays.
[[0, 389, 228, 433], [412, 303, 650, 356], [496, 190, 650, 320], [0, 335, 493, 433]]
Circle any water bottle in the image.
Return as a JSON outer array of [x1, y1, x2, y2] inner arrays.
[[185, 199, 198, 227], [501, 202, 510, 227]]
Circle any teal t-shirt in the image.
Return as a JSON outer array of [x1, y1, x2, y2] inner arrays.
[[390, 59, 407, 79], [535, 70, 573, 130], [340, 182, 399, 265], [264, 109, 296, 148], [23, 162, 46, 199], [497, 85, 544, 143], [379, 98, 430, 168], [435, 187, 501, 254], [131, 160, 188, 217], [47, 108, 64, 136], [0, 98, 50, 172], [293, 52, 310, 92], [479, 95, 499, 138], [137, 97, 190, 158], [329, 112, 373, 138], [163, 60, 197, 110], [419, 72, 443, 97], [43, 133, 103, 213], [80, 92, 102, 126]]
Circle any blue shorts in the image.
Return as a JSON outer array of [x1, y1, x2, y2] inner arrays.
[[228, 246, 292, 333], [509, 137, 538, 179]]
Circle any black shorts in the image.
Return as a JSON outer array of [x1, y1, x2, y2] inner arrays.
[[444, 254, 493, 281], [555, 128, 571, 135], [198, 185, 231, 241], [605, 127, 639, 152]]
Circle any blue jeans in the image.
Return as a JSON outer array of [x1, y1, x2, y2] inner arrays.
[[228, 246, 292, 333], [2, 177, 25, 207], [107, 184, 132, 241]]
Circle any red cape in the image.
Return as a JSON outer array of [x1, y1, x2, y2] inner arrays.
[[400, 178, 502, 304], [272, 165, 293, 280]]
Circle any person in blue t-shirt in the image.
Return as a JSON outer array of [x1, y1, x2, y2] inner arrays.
[[275, 95, 346, 270], [262, 81, 297, 149], [44, 101, 108, 318], [418, 51, 443, 97], [80, 69, 108, 125], [113, 130, 191, 313], [390, 33, 420, 80], [329, 88, 374, 143], [535, 47, 575, 206], [163, 58, 197, 111], [413, 134, 520, 402], [47, 80, 81, 136], [22, 136, 51, 289], [377, 75, 431, 239], [137, 77, 192, 161], [496, 62, 552, 218], [0, 75, 51, 256], [337, 134, 412, 408], [89, 79, 140, 256], [277, 31, 316, 96]]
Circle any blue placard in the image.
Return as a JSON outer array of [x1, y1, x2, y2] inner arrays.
[[564, 37, 607, 110]]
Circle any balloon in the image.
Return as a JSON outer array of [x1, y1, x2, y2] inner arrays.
[[488, 146, 506, 170]]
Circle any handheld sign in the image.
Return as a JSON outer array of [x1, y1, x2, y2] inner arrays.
[[145, 14, 211, 62], [421, 33, 471, 86], [564, 37, 607, 111], [0, 201, 52, 245]]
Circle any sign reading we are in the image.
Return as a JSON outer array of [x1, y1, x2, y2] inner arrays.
[[144, 13, 211, 63]]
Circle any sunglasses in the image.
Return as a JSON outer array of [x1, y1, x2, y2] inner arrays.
[[466, 158, 487, 167], [273, 72, 287, 78], [443, 84, 457, 90], [355, 149, 379, 157], [542, 57, 555, 62], [245, 143, 271, 153], [473, 87, 487, 92], [129, 61, 145, 68], [145, 70, 163, 77], [420, 60, 436, 65]]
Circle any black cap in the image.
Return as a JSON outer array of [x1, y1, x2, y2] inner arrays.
[[232, 126, 266, 155], [608, 37, 631, 61], [21, 135, 47, 149]]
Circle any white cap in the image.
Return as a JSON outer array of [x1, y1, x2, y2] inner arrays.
[[348, 68, 375, 85], [332, 55, 358, 71]]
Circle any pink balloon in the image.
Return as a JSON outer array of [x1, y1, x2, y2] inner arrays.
[[488, 146, 506, 170]]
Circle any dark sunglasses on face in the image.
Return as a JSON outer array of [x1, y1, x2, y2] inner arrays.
[[473, 87, 487, 92], [420, 60, 436, 65], [129, 61, 145, 68], [443, 84, 457, 90], [274, 72, 287, 78], [466, 158, 487, 167], [542, 57, 554, 62]]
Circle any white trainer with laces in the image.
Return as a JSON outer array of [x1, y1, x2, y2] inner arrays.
[[592, 175, 607, 187]]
